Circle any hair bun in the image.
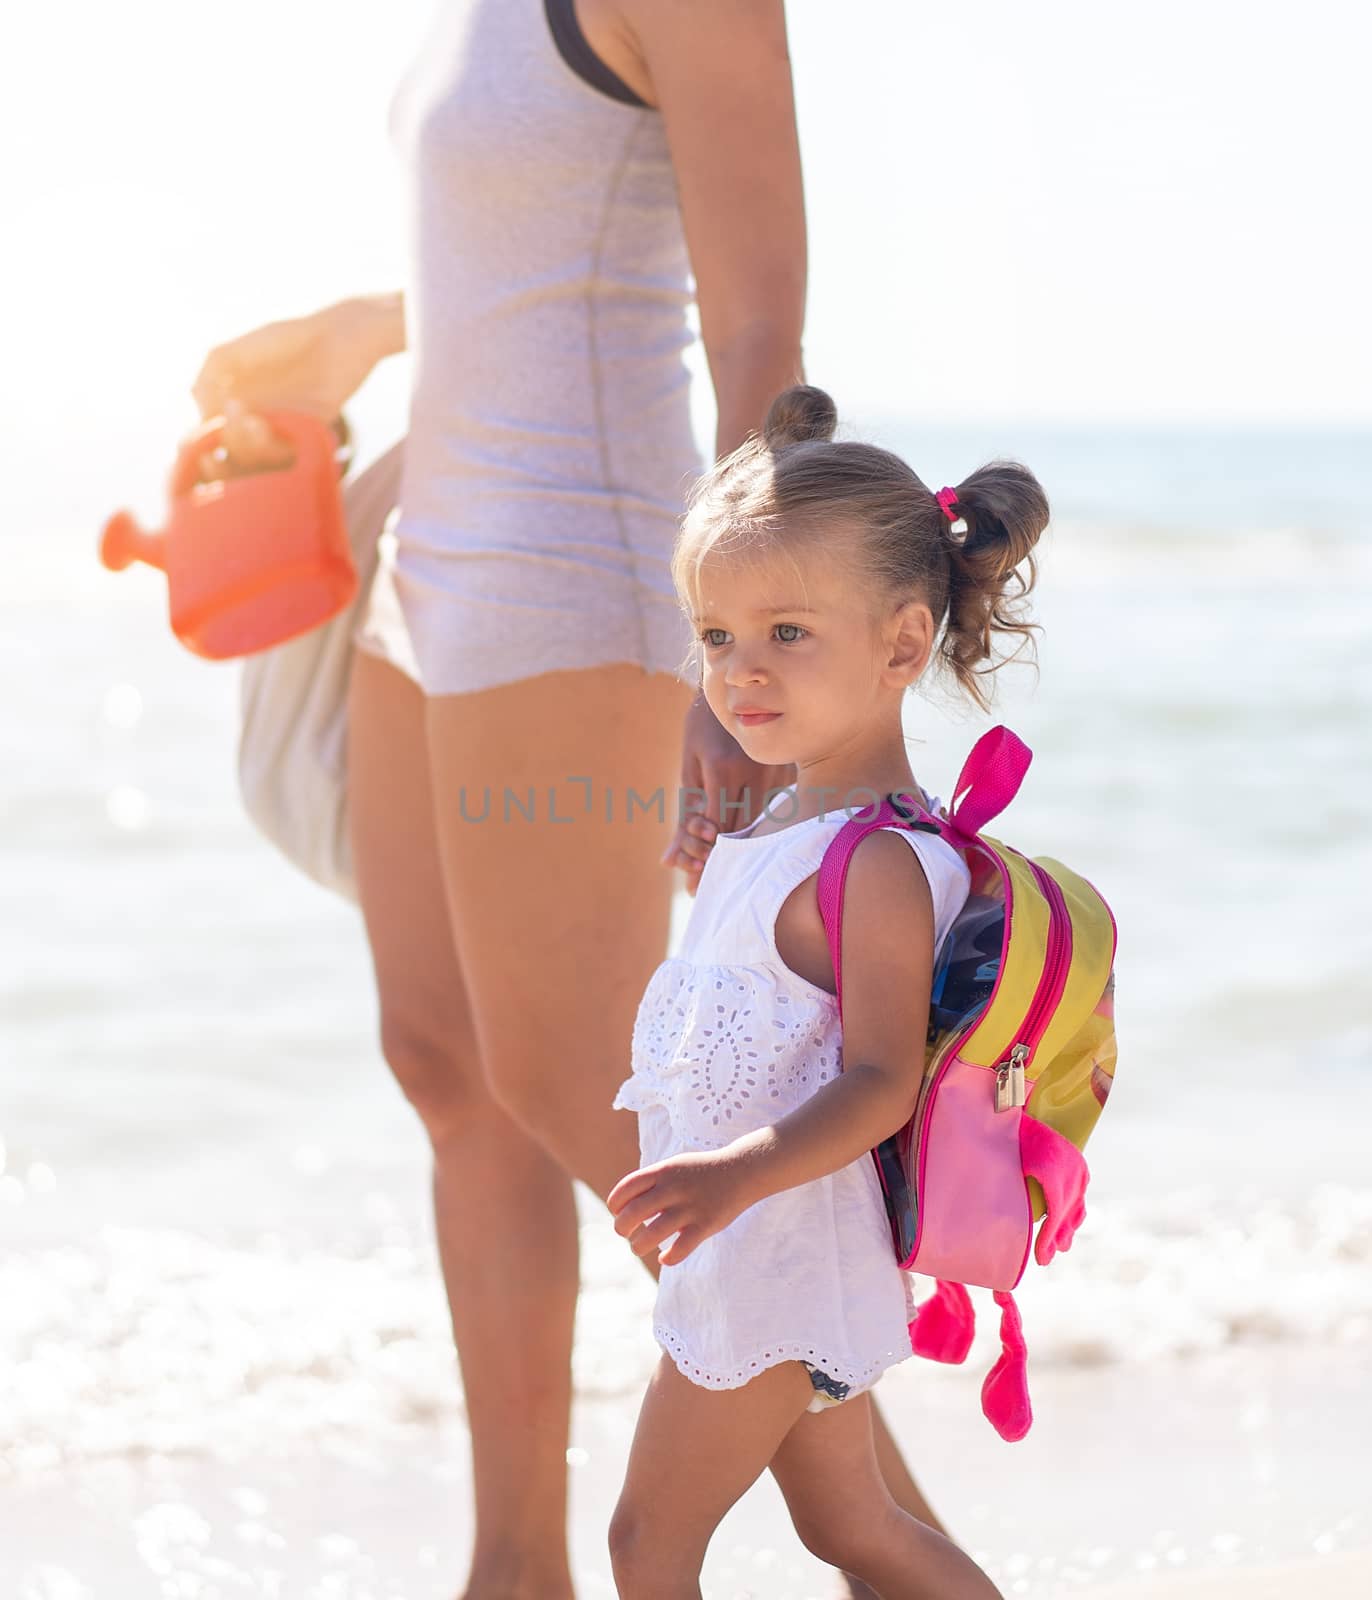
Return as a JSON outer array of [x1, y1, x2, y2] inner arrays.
[[947, 461, 1049, 585], [762, 384, 839, 450]]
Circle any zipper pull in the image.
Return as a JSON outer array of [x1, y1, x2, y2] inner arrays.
[[994, 1043, 1029, 1112]]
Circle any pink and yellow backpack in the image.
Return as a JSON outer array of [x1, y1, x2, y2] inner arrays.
[[816, 726, 1118, 1441]]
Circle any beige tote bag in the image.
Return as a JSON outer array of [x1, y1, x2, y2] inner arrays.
[[236, 437, 405, 903]]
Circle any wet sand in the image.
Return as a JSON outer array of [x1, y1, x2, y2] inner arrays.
[[6, 1345, 1367, 1599]]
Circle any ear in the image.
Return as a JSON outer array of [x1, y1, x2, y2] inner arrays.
[[884, 598, 934, 687]]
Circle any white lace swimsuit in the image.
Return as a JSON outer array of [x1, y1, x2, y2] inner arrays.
[[613, 786, 972, 1402]]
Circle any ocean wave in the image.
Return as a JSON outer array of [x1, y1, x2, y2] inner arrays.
[[1040, 518, 1372, 585], [2, 1185, 1368, 1482]]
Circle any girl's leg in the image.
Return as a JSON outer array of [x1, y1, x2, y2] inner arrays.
[[868, 1402, 950, 1536], [770, 1394, 1004, 1600], [347, 650, 579, 1600], [610, 1356, 816, 1599], [834, 1404, 954, 1600]]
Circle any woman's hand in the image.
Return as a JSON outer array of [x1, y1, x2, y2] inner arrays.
[[190, 292, 403, 478], [607, 1146, 760, 1266], [661, 693, 795, 896]]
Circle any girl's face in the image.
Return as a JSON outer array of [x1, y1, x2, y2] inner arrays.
[[691, 538, 933, 771]]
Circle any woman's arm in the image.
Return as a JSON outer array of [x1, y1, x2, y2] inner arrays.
[[338, 290, 408, 365], [609, 832, 938, 1264], [628, 0, 808, 886], [625, 0, 807, 456], [191, 291, 407, 473]]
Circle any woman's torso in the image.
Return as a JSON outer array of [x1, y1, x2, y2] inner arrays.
[[387, 0, 704, 551]]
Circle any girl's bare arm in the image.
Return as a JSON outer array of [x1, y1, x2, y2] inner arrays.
[[610, 832, 937, 1264]]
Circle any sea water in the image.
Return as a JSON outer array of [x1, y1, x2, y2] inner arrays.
[[2, 423, 1370, 1596]]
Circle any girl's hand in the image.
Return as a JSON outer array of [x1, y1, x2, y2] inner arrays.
[[661, 693, 795, 896], [190, 294, 401, 479], [607, 1147, 758, 1265]]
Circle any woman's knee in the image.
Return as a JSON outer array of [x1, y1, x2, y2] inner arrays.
[[479, 1052, 640, 1198], [481, 1055, 572, 1148], [377, 1007, 486, 1145]]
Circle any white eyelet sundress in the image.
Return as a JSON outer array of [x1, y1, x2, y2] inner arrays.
[[613, 785, 972, 1406]]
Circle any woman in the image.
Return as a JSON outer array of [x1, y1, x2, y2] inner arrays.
[[194, 2, 946, 1591]]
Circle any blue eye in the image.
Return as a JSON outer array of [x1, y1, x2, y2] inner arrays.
[[697, 624, 808, 648]]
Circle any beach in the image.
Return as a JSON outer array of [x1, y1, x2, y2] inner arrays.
[[3, 424, 1370, 1596], [5, 0, 1370, 1583], [4, 1290, 1368, 1596]]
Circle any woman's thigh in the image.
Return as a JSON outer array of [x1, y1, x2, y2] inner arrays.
[[423, 662, 694, 1194], [347, 647, 488, 1137]]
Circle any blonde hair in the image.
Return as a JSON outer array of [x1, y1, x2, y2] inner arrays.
[[671, 384, 1048, 709]]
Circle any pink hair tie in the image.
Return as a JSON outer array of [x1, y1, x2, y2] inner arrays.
[[936, 486, 968, 534]]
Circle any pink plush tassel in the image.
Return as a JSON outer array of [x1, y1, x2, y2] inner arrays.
[[908, 1279, 975, 1365], [981, 1289, 1032, 1441], [1019, 1113, 1090, 1266]]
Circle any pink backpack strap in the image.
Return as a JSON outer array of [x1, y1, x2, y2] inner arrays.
[[816, 726, 1032, 1014], [816, 793, 937, 1020], [945, 725, 1032, 838]]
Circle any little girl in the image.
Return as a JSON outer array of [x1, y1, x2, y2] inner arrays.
[[607, 383, 1049, 1599]]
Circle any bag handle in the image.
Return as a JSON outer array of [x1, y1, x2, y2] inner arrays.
[[946, 725, 1032, 838]]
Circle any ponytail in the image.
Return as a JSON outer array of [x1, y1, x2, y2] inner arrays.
[[936, 462, 1048, 709]]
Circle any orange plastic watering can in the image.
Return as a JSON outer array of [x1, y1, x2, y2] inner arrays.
[[100, 409, 355, 660]]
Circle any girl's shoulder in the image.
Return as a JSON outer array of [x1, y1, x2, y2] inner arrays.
[[856, 810, 971, 957], [762, 795, 971, 1001]]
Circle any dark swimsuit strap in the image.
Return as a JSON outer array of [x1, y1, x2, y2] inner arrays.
[[543, 0, 650, 108]]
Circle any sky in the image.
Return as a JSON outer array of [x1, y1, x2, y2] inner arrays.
[[1, 0, 1367, 531]]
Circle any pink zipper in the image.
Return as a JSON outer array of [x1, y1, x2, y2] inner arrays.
[[1019, 860, 1073, 1057], [988, 859, 1072, 1108]]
